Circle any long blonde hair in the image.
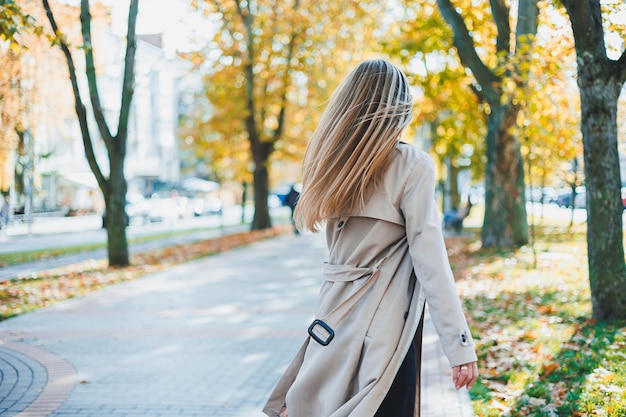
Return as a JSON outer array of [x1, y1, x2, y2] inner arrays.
[[295, 59, 413, 232]]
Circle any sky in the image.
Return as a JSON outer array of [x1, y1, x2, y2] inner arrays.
[[108, 0, 213, 53], [106, 0, 626, 57]]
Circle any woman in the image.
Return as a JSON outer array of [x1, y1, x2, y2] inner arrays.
[[263, 59, 478, 417]]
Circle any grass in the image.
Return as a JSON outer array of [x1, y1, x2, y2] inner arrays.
[[446, 225, 626, 416], [0, 243, 104, 266], [0, 226, 221, 267]]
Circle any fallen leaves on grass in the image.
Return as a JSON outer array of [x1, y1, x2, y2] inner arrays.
[[447, 228, 626, 417], [0, 226, 288, 320]]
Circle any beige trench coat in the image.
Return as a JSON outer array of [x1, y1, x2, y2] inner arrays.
[[263, 143, 477, 417]]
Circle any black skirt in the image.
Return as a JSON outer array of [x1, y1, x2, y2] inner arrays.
[[374, 309, 425, 417], [374, 340, 417, 417]]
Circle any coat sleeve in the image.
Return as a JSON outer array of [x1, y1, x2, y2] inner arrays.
[[400, 152, 477, 367]]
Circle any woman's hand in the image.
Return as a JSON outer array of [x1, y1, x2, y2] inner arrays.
[[279, 405, 288, 417], [452, 361, 478, 390]]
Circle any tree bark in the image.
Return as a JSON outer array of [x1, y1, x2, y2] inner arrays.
[[104, 161, 129, 266], [580, 79, 626, 320], [481, 101, 528, 247], [251, 145, 272, 230], [449, 163, 460, 209], [562, 0, 626, 320]]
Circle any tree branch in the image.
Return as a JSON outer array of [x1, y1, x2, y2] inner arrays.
[[615, 49, 626, 85], [260, 77, 268, 125], [561, 0, 607, 62], [436, 0, 500, 101], [273, 0, 301, 142], [41, 0, 107, 193], [489, 0, 510, 54], [80, 0, 113, 146], [512, 0, 539, 92], [515, 0, 538, 53], [115, 0, 138, 158], [233, 0, 260, 156], [469, 83, 485, 102]]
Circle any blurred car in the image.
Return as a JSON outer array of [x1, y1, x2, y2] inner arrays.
[[526, 187, 557, 203], [270, 183, 302, 208], [148, 198, 182, 222], [268, 194, 282, 208], [102, 194, 149, 228], [270, 185, 292, 207], [192, 197, 222, 216], [555, 187, 586, 208], [126, 195, 150, 224]]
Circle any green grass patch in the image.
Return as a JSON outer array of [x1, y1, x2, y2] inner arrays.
[[0, 226, 220, 267], [0, 243, 103, 266]]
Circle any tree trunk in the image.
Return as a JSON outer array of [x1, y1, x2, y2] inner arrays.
[[251, 159, 271, 230], [579, 68, 626, 320], [104, 162, 129, 267], [561, 0, 626, 320], [481, 101, 529, 248], [449, 163, 460, 209], [43, 0, 137, 267], [435, 0, 534, 249], [251, 141, 272, 230]]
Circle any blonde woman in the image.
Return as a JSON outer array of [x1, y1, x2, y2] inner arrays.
[[263, 59, 478, 417]]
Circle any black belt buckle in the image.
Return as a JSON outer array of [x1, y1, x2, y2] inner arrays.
[[308, 319, 335, 346]]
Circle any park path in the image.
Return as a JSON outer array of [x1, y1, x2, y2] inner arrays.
[[0, 232, 473, 417]]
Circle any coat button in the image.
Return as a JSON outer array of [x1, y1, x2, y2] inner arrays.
[[460, 330, 471, 346], [337, 220, 344, 228]]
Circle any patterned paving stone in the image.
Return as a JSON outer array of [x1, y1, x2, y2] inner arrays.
[[0, 346, 47, 416], [0, 342, 77, 417]]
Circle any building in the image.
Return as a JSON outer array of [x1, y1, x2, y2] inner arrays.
[[32, 30, 191, 214]]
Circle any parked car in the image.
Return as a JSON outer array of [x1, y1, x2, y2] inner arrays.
[[270, 185, 293, 207], [192, 197, 222, 216], [147, 198, 182, 222], [555, 187, 586, 209], [102, 194, 148, 228], [126, 195, 150, 224], [526, 187, 557, 203], [270, 184, 302, 208]]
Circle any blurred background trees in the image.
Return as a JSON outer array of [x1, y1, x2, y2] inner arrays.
[[182, 0, 385, 229], [0, 0, 39, 194], [381, 1, 486, 213], [0, 48, 22, 194], [0, 0, 38, 48]]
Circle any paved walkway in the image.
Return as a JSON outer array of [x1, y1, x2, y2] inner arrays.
[[0, 232, 473, 417]]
